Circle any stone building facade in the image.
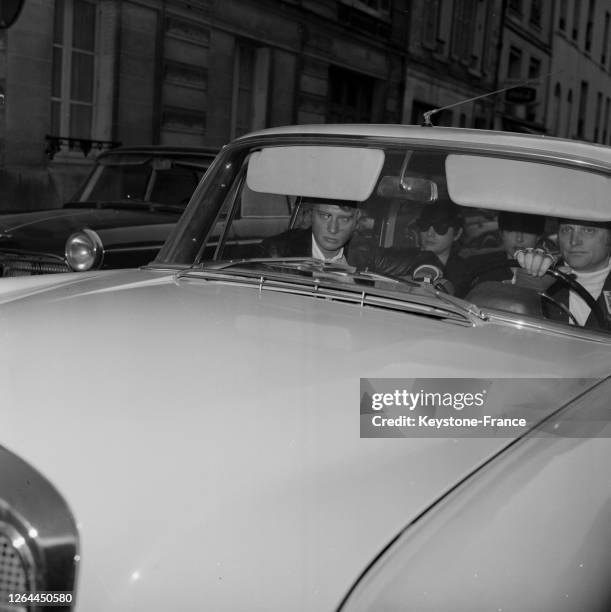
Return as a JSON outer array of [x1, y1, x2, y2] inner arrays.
[[0, 0, 610, 212], [0, 0, 408, 210], [400, 0, 504, 129], [548, 0, 611, 143], [493, 0, 554, 134]]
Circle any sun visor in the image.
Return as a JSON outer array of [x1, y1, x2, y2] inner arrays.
[[246, 146, 385, 202], [446, 155, 611, 221]]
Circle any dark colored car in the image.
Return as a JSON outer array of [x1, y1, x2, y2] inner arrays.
[[0, 145, 216, 276]]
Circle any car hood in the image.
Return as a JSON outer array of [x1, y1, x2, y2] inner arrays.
[[0, 207, 178, 255], [1, 269, 609, 611]]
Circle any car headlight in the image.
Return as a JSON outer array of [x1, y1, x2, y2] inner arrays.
[[0, 446, 79, 607], [65, 229, 104, 271]]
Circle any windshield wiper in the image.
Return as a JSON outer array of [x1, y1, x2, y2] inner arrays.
[[429, 289, 487, 321], [194, 257, 420, 288], [176, 262, 477, 326]]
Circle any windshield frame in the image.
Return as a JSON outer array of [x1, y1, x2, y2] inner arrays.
[[154, 133, 611, 267], [149, 133, 611, 341]]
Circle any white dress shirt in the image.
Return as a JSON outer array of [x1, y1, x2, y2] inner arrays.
[[312, 235, 348, 265]]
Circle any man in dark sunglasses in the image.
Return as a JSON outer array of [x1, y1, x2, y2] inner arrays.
[[417, 202, 468, 293], [417, 202, 464, 265]]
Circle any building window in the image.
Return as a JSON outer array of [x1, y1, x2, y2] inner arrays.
[[422, 0, 441, 49], [594, 91, 602, 141], [51, 0, 97, 139], [230, 42, 270, 139], [559, 0, 567, 30], [577, 80, 588, 139], [528, 56, 541, 79], [530, 0, 542, 27], [585, 0, 596, 52], [507, 46, 523, 79], [327, 66, 374, 123], [508, 0, 523, 16], [232, 42, 255, 138], [473, 101, 489, 129], [602, 12, 610, 64], [450, 0, 477, 62], [572, 0, 581, 41], [411, 100, 430, 125], [552, 83, 562, 136]]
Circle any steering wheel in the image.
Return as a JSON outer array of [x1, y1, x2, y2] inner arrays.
[[466, 259, 608, 329]]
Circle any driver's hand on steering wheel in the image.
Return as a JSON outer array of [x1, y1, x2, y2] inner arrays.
[[515, 247, 557, 277]]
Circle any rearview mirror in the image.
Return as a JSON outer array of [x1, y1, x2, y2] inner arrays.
[[376, 176, 439, 202]]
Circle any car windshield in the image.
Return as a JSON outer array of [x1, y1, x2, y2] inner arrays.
[[73, 154, 211, 208], [154, 132, 611, 337]]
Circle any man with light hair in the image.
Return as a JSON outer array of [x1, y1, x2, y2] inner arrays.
[[516, 218, 611, 330], [261, 200, 360, 263], [261, 199, 439, 279]]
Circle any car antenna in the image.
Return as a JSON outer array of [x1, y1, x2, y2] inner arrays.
[[421, 72, 556, 127]]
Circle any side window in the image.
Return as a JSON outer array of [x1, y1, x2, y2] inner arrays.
[[150, 164, 204, 207], [206, 180, 293, 261], [86, 165, 150, 202], [226, 185, 292, 249], [239, 186, 292, 219]]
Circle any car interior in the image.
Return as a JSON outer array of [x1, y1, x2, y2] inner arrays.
[[176, 142, 611, 334]]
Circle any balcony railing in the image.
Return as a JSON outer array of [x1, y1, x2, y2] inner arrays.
[[45, 135, 121, 160]]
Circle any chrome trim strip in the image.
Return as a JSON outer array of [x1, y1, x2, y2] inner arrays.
[[481, 310, 611, 343], [176, 271, 475, 326], [0, 251, 66, 264], [102, 245, 161, 253]]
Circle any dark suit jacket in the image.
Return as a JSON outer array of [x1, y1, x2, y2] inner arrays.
[[260, 228, 439, 280], [440, 250, 478, 298], [544, 267, 611, 331]]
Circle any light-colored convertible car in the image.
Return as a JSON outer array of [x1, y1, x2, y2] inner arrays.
[[1, 125, 611, 611]]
